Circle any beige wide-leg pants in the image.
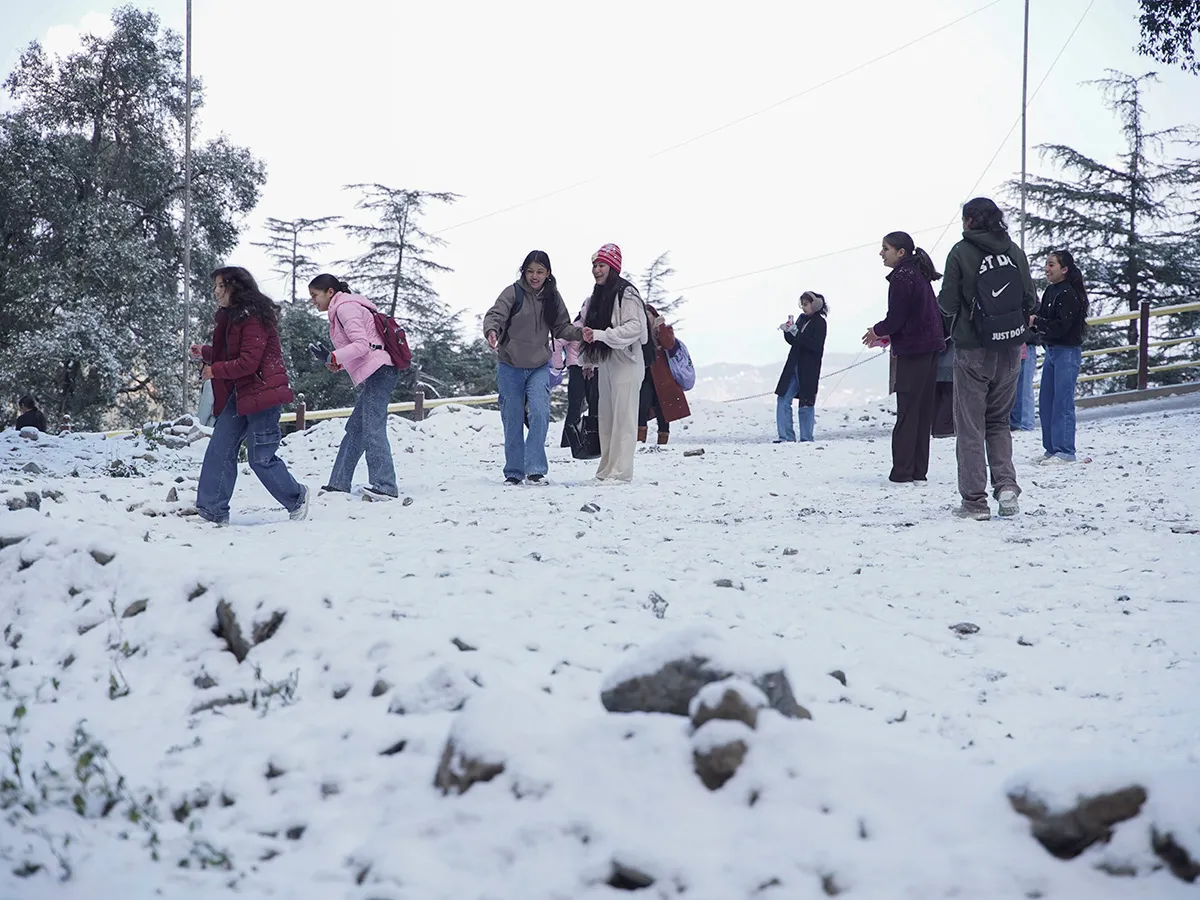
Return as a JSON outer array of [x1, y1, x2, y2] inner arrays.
[[596, 359, 642, 482]]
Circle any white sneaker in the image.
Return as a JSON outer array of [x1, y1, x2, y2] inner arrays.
[[953, 505, 992, 521], [289, 485, 311, 521], [997, 489, 1019, 517], [1039, 455, 1067, 466]]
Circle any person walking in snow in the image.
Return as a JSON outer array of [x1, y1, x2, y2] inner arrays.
[[579, 243, 648, 482], [937, 197, 1037, 520], [774, 291, 827, 442], [637, 304, 691, 445], [308, 274, 400, 500], [1030, 249, 1087, 465], [484, 250, 583, 485], [862, 232, 946, 483], [191, 267, 309, 524]]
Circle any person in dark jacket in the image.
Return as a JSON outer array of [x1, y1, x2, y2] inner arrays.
[[1030, 249, 1087, 465], [863, 232, 946, 482], [190, 267, 308, 525], [15, 396, 47, 432], [937, 197, 1038, 520], [775, 291, 828, 442], [483, 250, 583, 485]]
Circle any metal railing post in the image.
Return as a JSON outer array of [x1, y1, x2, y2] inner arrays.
[[1137, 300, 1151, 390]]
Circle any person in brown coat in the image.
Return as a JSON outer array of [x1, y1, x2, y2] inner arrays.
[[637, 305, 690, 444]]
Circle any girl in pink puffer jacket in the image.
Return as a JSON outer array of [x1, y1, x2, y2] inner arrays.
[[308, 274, 399, 500]]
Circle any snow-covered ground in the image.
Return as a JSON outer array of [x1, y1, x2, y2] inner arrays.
[[2, 394, 1199, 899]]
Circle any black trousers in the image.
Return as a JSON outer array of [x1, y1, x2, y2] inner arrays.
[[890, 352, 938, 482], [561, 365, 597, 447], [637, 368, 669, 433], [932, 381, 955, 437]]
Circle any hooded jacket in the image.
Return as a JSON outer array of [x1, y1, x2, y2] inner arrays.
[[328, 292, 393, 385], [937, 230, 1037, 351], [483, 280, 583, 369], [201, 306, 294, 417]]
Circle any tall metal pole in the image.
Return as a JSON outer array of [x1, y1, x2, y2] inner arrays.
[[181, 0, 193, 413], [1019, 0, 1030, 251]]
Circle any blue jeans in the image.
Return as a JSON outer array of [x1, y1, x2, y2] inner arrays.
[[328, 365, 398, 495], [196, 399, 304, 523], [1009, 347, 1036, 430], [797, 405, 815, 442], [497, 361, 551, 480], [1039, 345, 1081, 460], [776, 374, 798, 441]]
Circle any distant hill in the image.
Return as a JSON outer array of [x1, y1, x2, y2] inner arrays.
[[691, 352, 890, 408]]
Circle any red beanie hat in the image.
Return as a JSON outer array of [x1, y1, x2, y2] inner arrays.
[[592, 243, 622, 273]]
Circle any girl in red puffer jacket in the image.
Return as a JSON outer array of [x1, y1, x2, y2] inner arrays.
[[189, 267, 309, 525]]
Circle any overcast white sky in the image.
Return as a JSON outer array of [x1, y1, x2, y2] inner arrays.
[[3, 0, 1199, 368]]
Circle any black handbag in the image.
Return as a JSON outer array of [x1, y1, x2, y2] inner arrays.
[[566, 414, 601, 459]]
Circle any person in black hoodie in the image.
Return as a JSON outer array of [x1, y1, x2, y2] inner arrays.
[[774, 291, 828, 442], [937, 197, 1037, 520], [1030, 249, 1086, 465], [15, 396, 47, 432]]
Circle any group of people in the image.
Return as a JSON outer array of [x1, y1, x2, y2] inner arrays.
[[483, 243, 695, 486], [186, 243, 698, 523], [855, 196, 1085, 519]]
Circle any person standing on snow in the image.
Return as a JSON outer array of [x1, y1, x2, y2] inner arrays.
[[937, 197, 1037, 520], [191, 267, 309, 525], [483, 250, 583, 485], [1030, 249, 1087, 465], [862, 231, 946, 483], [774, 291, 827, 442], [637, 304, 690, 445], [579, 243, 648, 482], [308, 274, 400, 500]]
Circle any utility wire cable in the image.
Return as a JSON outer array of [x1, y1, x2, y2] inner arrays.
[[434, 0, 1004, 236]]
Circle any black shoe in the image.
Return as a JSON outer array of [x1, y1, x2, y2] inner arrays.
[[527, 474, 545, 485], [505, 477, 522, 485]]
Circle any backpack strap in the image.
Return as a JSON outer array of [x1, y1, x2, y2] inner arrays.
[[500, 282, 524, 346]]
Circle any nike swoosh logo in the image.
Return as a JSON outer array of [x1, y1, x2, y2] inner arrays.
[[991, 284, 1011, 298]]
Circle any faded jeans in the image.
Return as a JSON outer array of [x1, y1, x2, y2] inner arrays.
[[196, 398, 304, 523], [776, 374, 799, 441], [1039, 345, 1081, 460], [328, 364, 399, 495], [497, 361, 551, 480], [1009, 345, 1037, 430], [953, 345, 1022, 511]]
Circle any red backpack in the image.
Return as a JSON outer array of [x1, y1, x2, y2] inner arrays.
[[370, 310, 413, 370]]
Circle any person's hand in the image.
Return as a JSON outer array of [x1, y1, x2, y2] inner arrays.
[[486, 331, 498, 350], [583, 365, 595, 380], [1028, 315, 1037, 329], [200, 365, 213, 381], [189, 343, 203, 359], [862, 327, 880, 347], [582, 327, 595, 343]]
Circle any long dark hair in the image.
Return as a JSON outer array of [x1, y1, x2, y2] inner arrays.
[[962, 197, 1008, 233], [212, 266, 279, 327], [309, 273, 352, 294], [883, 231, 942, 281], [517, 250, 560, 331], [1048, 249, 1089, 320], [582, 270, 633, 363], [800, 290, 829, 318]]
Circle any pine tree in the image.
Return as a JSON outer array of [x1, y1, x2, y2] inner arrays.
[[639, 252, 688, 319], [0, 7, 264, 428], [1010, 71, 1200, 392], [339, 184, 459, 319], [252, 216, 340, 304], [1136, 1, 1200, 73]]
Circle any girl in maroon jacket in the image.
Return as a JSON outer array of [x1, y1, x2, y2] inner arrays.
[[189, 267, 309, 524]]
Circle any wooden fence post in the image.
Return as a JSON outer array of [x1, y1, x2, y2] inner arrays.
[[1137, 300, 1151, 391], [413, 385, 425, 422], [295, 394, 307, 430]]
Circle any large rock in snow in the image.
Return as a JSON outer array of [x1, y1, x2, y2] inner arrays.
[[600, 626, 811, 719]]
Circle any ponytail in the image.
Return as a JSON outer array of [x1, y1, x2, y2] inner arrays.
[[309, 273, 352, 295], [883, 231, 942, 281]]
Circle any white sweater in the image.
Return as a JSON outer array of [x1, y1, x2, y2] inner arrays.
[[580, 284, 648, 367]]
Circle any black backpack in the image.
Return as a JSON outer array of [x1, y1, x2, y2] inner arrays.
[[971, 252, 1028, 346]]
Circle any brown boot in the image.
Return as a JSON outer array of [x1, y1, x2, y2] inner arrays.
[[657, 431, 669, 445], [637, 426, 648, 443]]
